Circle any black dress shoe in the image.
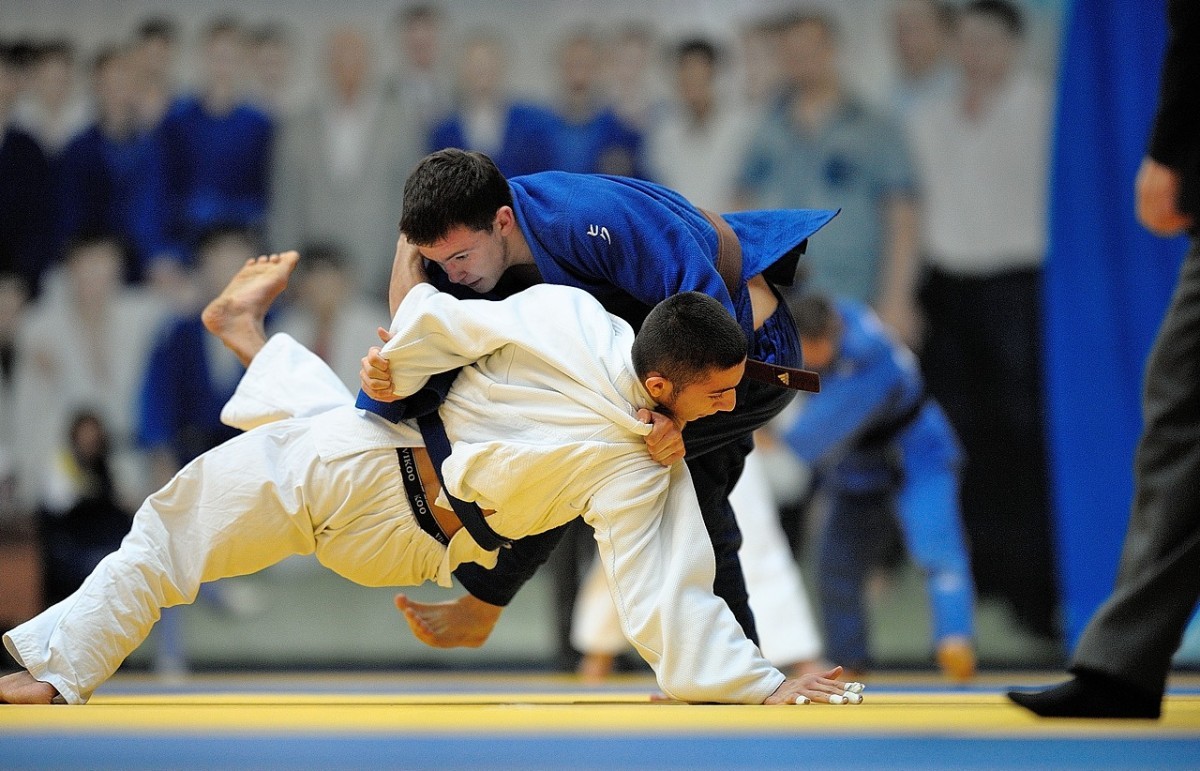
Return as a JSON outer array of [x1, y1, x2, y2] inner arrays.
[[1007, 672, 1161, 719]]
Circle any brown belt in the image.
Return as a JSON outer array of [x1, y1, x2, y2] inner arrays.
[[699, 208, 820, 393]]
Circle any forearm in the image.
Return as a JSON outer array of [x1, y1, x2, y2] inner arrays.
[[590, 465, 783, 703], [875, 196, 922, 311], [388, 233, 431, 316]]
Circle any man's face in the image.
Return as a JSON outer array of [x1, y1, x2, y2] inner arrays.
[[677, 52, 714, 112], [460, 40, 503, 101], [956, 13, 1017, 88], [416, 220, 511, 293], [650, 360, 745, 425], [892, 0, 946, 76], [780, 20, 837, 90], [800, 335, 837, 371]]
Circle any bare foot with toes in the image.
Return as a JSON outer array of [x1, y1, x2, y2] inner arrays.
[[201, 251, 300, 366]]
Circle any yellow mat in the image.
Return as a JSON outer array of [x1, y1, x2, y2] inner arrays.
[[4, 673, 1199, 737]]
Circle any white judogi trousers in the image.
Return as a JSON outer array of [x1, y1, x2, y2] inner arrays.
[[3, 336, 440, 704]]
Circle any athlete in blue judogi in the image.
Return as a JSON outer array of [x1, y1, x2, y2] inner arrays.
[[365, 148, 837, 651], [779, 293, 977, 680]]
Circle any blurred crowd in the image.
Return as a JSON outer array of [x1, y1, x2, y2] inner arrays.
[[0, 0, 1062, 670]]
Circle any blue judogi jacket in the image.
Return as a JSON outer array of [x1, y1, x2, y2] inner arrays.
[[136, 316, 246, 466], [507, 171, 837, 355], [159, 96, 273, 253], [55, 124, 171, 280], [782, 300, 961, 493], [0, 125, 53, 293], [551, 106, 644, 177]]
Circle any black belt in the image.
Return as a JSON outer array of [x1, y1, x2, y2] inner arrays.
[[417, 409, 512, 551], [396, 447, 449, 546], [358, 370, 512, 552], [854, 392, 927, 450]]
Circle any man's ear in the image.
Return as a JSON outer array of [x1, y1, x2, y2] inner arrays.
[[495, 206, 516, 235], [644, 373, 671, 402]]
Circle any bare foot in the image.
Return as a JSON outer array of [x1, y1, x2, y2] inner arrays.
[[577, 653, 615, 685], [201, 251, 300, 366], [936, 636, 977, 683], [394, 593, 502, 648], [0, 670, 59, 704]]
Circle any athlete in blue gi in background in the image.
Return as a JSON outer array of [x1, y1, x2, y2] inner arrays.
[[364, 148, 837, 651], [779, 293, 977, 681]]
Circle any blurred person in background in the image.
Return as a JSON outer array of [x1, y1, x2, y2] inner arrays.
[[136, 225, 265, 490], [0, 42, 53, 300], [388, 3, 452, 136], [428, 31, 558, 177], [549, 28, 643, 177], [12, 39, 90, 160], [247, 22, 300, 120], [780, 293, 976, 682], [906, 0, 1059, 642], [736, 10, 922, 346], [606, 22, 667, 134], [54, 45, 171, 289], [12, 232, 166, 519], [270, 24, 422, 304], [733, 17, 785, 118], [129, 16, 180, 133], [271, 241, 383, 391], [888, 0, 958, 122], [37, 410, 133, 607], [644, 37, 752, 211], [159, 17, 273, 273]]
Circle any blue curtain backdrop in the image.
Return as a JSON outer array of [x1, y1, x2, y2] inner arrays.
[[1045, 0, 1189, 646]]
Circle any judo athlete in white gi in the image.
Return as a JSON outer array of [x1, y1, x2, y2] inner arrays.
[[1, 252, 861, 706]]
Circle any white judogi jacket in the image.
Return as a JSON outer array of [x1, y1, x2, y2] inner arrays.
[[236, 283, 783, 704]]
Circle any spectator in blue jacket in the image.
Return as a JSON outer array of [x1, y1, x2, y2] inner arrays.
[[158, 17, 273, 264], [427, 32, 558, 178], [55, 45, 170, 286]]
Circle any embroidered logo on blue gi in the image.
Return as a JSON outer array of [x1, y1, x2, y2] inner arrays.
[[586, 224, 612, 244]]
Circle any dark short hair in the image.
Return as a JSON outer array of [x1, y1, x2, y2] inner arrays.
[[775, 9, 840, 42], [249, 22, 290, 48], [64, 229, 134, 275], [203, 15, 244, 43], [394, 3, 442, 29], [0, 39, 37, 70], [136, 16, 179, 44], [196, 223, 260, 257], [91, 44, 127, 75], [400, 149, 513, 245], [676, 38, 721, 68], [788, 293, 840, 340], [36, 39, 75, 65], [962, 0, 1024, 38], [632, 292, 747, 389], [297, 240, 348, 272]]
